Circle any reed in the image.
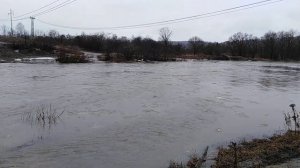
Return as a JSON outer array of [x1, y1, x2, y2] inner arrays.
[[22, 104, 65, 128], [168, 146, 209, 168]]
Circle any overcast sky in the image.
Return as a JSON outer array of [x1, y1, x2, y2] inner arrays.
[[0, 0, 299, 42]]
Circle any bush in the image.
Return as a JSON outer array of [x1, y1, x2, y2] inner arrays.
[[55, 46, 89, 63]]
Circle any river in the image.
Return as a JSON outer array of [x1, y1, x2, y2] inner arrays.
[[0, 61, 300, 168]]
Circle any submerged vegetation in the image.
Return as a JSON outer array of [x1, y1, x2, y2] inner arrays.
[[22, 105, 65, 128], [1, 24, 300, 62], [284, 104, 300, 134], [169, 147, 209, 168]]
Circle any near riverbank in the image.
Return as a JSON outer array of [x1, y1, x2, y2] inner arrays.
[[170, 105, 300, 168], [169, 131, 300, 168], [213, 131, 300, 168]]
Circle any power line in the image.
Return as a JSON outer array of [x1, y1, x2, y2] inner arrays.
[[14, 0, 61, 18], [0, 16, 31, 22], [36, 0, 283, 31], [0, 0, 77, 22], [32, 0, 77, 17], [0, 15, 30, 22], [12, 17, 30, 21], [118, 0, 280, 28], [130, 0, 284, 29]]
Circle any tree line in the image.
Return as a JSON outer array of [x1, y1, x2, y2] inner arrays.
[[1, 22, 300, 61]]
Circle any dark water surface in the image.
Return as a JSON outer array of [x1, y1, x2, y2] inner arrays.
[[0, 61, 300, 168]]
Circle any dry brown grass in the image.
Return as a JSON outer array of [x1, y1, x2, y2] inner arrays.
[[213, 131, 300, 168], [54, 45, 89, 63]]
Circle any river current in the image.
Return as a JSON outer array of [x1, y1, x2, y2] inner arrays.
[[0, 61, 300, 168]]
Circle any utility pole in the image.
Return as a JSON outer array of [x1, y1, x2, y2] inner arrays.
[[8, 9, 13, 36], [30, 17, 35, 37]]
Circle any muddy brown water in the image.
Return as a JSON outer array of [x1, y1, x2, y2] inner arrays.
[[0, 61, 300, 168]]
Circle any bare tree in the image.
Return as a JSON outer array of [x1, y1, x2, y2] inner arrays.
[[262, 31, 277, 60], [15, 22, 26, 36], [229, 32, 249, 56], [188, 36, 204, 56], [35, 30, 45, 37], [159, 27, 173, 60], [1, 25, 8, 36], [247, 36, 259, 59], [48, 29, 59, 38], [159, 27, 172, 47], [277, 30, 295, 60]]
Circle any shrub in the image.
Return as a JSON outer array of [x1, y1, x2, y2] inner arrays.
[[55, 46, 89, 63]]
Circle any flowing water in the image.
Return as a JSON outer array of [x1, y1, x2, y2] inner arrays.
[[0, 61, 300, 168]]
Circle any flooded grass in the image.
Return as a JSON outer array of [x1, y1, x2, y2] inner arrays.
[[22, 105, 65, 128], [169, 147, 209, 168]]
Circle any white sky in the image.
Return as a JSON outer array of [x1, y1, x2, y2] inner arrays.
[[0, 0, 299, 42]]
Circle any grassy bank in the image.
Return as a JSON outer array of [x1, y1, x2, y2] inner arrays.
[[169, 131, 300, 168], [170, 105, 300, 168], [213, 131, 300, 168]]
